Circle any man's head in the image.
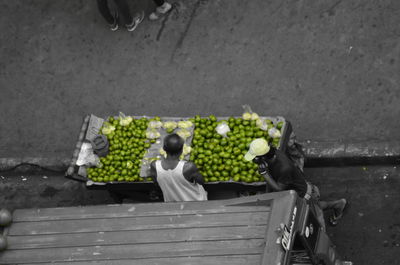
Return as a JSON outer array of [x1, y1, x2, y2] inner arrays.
[[244, 138, 274, 162], [163, 134, 184, 156]]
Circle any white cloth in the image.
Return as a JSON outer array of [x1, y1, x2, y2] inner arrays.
[[156, 160, 207, 202]]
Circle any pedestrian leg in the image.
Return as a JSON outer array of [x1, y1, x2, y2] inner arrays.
[[319, 199, 346, 211], [113, 0, 133, 25], [114, 0, 144, 31], [97, 0, 116, 24], [311, 202, 326, 231], [320, 198, 348, 226], [153, 0, 165, 6]]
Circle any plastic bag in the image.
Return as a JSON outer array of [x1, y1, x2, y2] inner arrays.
[[148, 120, 163, 129], [101, 122, 115, 135], [179, 144, 192, 160], [146, 129, 161, 139], [268, 127, 282, 138], [76, 142, 101, 167], [119, 112, 133, 126], [178, 120, 193, 129], [159, 148, 167, 158], [163, 121, 177, 133], [177, 129, 192, 139], [182, 144, 192, 156], [256, 118, 269, 131], [242, 104, 260, 120], [216, 121, 230, 137]]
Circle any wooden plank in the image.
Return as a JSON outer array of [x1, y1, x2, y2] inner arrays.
[[13, 205, 271, 222], [8, 212, 269, 236], [13, 196, 272, 222], [36, 255, 261, 265], [261, 191, 296, 265], [0, 239, 265, 264], [7, 225, 266, 249]]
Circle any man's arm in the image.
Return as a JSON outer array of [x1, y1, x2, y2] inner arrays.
[[264, 174, 287, 191], [183, 162, 205, 185], [258, 162, 287, 191]]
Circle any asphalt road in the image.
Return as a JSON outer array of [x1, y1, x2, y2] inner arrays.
[[1, 0, 399, 159], [1, 165, 399, 264], [306, 166, 400, 265]]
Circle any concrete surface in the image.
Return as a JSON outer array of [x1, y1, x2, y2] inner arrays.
[[303, 139, 400, 166], [0, 165, 399, 264], [306, 166, 400, 265], [0, 0, 399, 160], [1, 138, 400, 172]]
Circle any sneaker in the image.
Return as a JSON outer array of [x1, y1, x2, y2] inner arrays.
[[110, 12, 119, 31], [149, 2, 172, 20], [157, 2, 172, 13], [126, 11, 144, 32]]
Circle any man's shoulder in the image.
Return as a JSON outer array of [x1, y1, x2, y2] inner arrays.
[[276, 150, 294, 166], [273, 153, 294, 174], [274, 163, 292, 175]]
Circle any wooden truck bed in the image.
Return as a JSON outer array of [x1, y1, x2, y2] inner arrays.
[[0, 192, 297, 265]]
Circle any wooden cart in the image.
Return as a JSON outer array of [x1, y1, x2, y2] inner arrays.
[[0, 191, 349, 265], [65, 114, 293, 202]]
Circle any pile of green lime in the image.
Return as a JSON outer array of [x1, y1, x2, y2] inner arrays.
[[190, 115, 283, 183], [87, 116, 151, 182]]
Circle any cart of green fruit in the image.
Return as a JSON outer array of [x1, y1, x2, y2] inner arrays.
[[66, 113, 292, 201]]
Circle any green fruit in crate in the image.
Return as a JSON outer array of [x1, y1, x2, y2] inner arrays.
[[89, 116, 151, 183], [190, 116, 277, 183]]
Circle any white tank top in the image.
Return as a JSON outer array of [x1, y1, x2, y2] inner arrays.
[[155, 160, 208, 202]]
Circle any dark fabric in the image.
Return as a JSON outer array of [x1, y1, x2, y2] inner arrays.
[[267, 149, 308, 197], [153, 0, 165, 7], [97, 0, 115, 24], [96, 0, 133, 25], [309, 199, 326, 230], [113, 0, 133, 25], [285, 131, 305, 171]]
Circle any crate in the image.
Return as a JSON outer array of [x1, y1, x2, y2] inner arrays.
[[65, 114, 292, 191]]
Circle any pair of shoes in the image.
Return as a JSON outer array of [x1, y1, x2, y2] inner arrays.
[[126, 11, 145, 32], [329, 199, 349, 226], [109, 12, 119, 31], [149, 2, 172, 20]]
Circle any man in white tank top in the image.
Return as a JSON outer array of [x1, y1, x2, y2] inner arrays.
[[149, 134, 208, 202]]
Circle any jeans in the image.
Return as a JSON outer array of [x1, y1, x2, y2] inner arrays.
[[153, 0, 165, 6], [97, 0, 166, 25], [97, 0, 132, 25]]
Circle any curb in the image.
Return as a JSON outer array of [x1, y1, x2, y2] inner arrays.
[[0, 140, 399, 173], [301, 140, 400, 167], [0, 157, 70, 173]]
